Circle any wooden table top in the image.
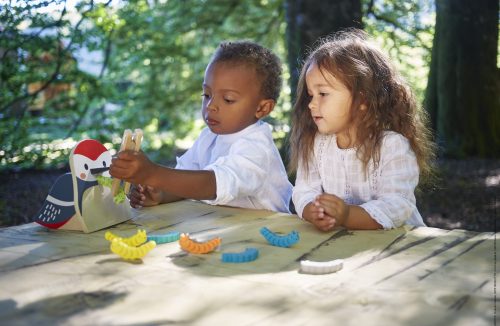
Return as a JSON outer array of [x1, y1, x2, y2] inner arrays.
[[0, 200, 496, 325]]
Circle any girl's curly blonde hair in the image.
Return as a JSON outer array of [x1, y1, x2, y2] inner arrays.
[[289, 29, 436, 182]]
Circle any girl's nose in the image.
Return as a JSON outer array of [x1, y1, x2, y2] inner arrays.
[[308, 98, 316, 110]]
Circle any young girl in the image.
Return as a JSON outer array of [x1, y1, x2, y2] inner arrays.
[[110, 40, 292, 213], [290, 29, 435, 231]]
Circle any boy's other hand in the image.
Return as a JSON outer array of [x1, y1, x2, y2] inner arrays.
[[129, 184, 163, 208]]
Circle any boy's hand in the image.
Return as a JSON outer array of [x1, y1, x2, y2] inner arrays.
[[302, 201, 336, 232], [110, 150, 155, 185], [315, 193, 350, 227], [129, 184, 163, 208]]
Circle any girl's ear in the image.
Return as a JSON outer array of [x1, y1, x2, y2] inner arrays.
[[255, 99, 275, 119], [358, 91, 368, 111]]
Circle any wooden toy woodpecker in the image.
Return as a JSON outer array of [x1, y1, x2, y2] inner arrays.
[[33, 136, 134, 233], [33, 139, 111, 229]]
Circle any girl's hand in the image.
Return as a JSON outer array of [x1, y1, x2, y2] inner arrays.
[[110, 150, 156, 185], [302, 201, 336, 232], [129, 184, 163, 208], [315, 194, 350, 226]]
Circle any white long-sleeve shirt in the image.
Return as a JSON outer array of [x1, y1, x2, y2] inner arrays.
[[292, 131, 425, 228], [176, 120, 292, 213]]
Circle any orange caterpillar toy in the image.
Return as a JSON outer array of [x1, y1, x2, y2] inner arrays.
[[179, 233, 221, 254]]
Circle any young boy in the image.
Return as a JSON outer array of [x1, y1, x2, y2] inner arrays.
[[110, 41, 292, 213]]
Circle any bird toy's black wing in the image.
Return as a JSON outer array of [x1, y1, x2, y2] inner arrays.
[[33, 173, 76, 229]]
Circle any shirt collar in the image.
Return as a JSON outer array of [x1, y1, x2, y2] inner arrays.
[[214, 120, 264, 142]]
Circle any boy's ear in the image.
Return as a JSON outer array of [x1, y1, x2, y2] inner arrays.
[[255, 99, 275, 119]]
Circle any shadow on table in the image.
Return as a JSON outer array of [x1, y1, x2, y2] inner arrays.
[[0, 290, 127, 324]]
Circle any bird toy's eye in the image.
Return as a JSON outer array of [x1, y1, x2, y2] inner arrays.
[[103, 161, 107, 167], [84, 164, 89, 170]]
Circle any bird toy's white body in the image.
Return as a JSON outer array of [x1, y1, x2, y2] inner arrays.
[[33, 139, 132, 233]]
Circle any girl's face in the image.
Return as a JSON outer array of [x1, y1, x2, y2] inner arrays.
[[201, 62, 268, 135], [305, 63, 355, 148]]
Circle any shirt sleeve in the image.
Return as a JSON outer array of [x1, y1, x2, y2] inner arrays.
[[360, 134, 420, 229], [202, 138, 269, 206], [292, 153, 323, 219]]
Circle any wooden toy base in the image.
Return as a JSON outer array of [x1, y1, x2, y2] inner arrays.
[[60, 184, 132, 233]]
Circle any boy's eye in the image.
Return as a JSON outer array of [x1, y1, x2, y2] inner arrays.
[[319, 92, 328, 97], [224, 98, 235, 104], [201, 93, 210, 99]]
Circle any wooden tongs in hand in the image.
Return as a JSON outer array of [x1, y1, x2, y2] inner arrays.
[[111, 128, 143, 196]]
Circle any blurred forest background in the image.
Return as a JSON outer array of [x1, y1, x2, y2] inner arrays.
[[0, 0, 498, 231]]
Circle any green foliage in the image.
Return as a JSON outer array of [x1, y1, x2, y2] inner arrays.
[[0, 0, 287, 169], [1, 0, 115, 169], [363, 0, 435, 104], [1, 0, 436, 170]]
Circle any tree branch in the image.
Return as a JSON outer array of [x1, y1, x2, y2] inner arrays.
[[365, 1, 431, 51], [64, 27, 114, 139], [0, 0, 113, 114]]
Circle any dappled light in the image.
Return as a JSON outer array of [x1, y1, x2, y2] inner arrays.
[[0, 2, 497, 325], [485, 174, 500, 187], [0, 201, 494, 324]]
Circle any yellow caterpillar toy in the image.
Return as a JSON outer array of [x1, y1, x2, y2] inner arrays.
[[105, 229, 155, 260], [105, 229, 147, 246], [110, 238, 156, 260]]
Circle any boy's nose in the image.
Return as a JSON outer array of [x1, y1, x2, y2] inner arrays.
[[207, 101, 218, 112]]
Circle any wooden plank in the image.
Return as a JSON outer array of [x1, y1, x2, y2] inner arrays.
[[0, 200, 495, 325]]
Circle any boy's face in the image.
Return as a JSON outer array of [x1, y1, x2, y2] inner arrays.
[[202, 61, 270, 135]]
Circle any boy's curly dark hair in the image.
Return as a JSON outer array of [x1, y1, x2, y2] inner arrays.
[[210, 40, 282, 101]]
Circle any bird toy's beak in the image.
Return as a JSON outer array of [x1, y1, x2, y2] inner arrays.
[[90, 167, 110, 175]]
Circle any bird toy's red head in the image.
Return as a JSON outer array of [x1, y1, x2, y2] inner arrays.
[[71, 139, 112, 181], [73, 139, 108, 160]]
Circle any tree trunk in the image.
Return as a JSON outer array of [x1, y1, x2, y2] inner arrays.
[[425, 0, 499, 157], [285, 0, 362, 99]]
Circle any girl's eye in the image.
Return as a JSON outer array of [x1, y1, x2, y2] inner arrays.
[[224, 98, 235, 104], [319, 92, 328, 97], [201, 93, 210, 99]]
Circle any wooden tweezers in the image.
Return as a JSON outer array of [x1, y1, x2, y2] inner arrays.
[[112, 128, 143, 196]]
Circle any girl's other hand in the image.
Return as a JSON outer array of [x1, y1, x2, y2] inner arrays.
[[316, 193, 349, 226], [302, 201, 336, 232]]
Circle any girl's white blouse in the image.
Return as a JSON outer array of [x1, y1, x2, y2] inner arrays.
[[292, 131, 425, 229]]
